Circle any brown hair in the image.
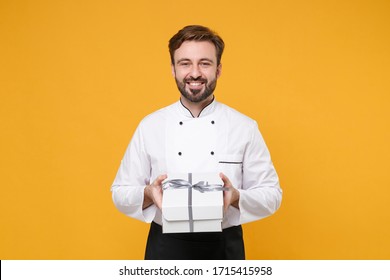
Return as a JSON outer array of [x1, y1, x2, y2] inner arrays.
[[169, 25, 225, 66]]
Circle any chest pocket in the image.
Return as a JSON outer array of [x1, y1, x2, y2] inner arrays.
[[218, 154, 243, 189]]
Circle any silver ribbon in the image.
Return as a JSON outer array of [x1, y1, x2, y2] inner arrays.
[[162, 179, 226, 193], [162, 174, 227, 232]]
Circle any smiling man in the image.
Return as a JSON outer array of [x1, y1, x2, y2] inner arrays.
[[111, 25, 282, 260], [173, 40, 220, 105]]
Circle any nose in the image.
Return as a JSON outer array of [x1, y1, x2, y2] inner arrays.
[[189, 65, 202, 79]]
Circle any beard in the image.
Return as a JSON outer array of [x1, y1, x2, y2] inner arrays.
[[175, 76, 217, 103]]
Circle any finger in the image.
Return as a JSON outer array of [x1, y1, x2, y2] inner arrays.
[[153, 174, 167, 186], [219, 172, 232, 187], [223, 191, 231, 213]]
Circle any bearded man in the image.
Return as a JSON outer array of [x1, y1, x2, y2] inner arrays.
[[111, 25, 282, 260]]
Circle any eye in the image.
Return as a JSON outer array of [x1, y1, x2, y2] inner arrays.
[[200, 62, 212, 67], [177, 61, 191, 67]]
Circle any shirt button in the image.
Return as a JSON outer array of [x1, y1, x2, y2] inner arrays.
[[178, 152, 182, 156], [211, 151, 214, 155], [211, 120, 215, 124], [179, 121, 183, 125]]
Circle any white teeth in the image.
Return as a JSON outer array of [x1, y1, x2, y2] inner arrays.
[[189, 82, 202, 86]]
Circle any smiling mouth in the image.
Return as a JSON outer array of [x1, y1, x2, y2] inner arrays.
[[187, 81, 204, 87], [186, 78, 207, 89], [186, 81, 204, 94]]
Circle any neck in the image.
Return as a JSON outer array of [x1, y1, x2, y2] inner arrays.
[[180, 95, 214, 118]]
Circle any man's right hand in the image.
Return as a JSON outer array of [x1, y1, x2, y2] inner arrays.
[[143, 174, 167, 210]]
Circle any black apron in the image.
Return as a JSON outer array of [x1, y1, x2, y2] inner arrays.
[[144, 222, 245, 260]]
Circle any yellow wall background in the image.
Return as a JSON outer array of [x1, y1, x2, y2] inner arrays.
[[1, 0, 389, 259]]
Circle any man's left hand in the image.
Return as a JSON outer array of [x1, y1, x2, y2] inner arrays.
[[220, 172, 240, 212]]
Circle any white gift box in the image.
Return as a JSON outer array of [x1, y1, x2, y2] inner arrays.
[[162, 173, 224, 233]]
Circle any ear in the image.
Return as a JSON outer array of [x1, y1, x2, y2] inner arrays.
[[216, 63, 222, 78], [171, 64, 176, 77]]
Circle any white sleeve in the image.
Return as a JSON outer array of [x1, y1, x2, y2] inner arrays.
[[110, 124, 157, 223], [233, 121, 282, 225]]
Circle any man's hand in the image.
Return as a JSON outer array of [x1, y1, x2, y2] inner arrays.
[[143, 174, 167, 210], [220, 172, 240, 212]]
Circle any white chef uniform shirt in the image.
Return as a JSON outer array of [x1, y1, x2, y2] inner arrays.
[[111, 99, 282, 229]]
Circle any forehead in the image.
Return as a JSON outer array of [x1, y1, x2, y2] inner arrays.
[[173, 41, 217, 63]]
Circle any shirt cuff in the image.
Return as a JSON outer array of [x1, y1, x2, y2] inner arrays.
[[225, 204, 241, 226], [142, 204, 157, 223]]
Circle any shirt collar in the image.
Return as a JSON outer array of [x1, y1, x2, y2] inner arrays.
[[177, 96, 217, 118]]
